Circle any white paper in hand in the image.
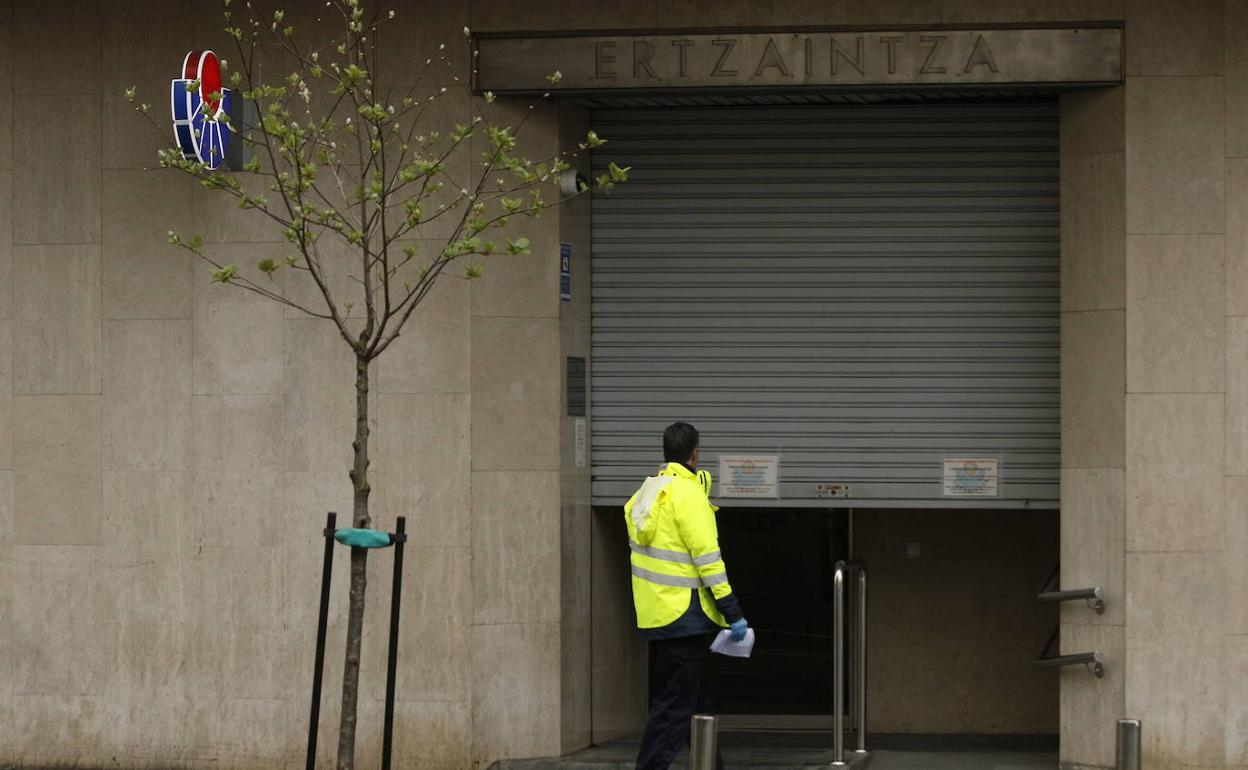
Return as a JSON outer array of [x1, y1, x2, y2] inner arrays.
[[710, 627, 755, 658]]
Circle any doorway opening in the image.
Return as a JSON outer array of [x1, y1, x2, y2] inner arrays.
[[706, 507, 849, 719], [697, 507, 1059, 734]]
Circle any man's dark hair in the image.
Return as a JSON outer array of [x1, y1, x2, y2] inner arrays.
[[663, 422, 700, 463]]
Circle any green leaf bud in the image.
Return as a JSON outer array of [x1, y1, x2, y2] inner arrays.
[[212, 265, 239, 283]]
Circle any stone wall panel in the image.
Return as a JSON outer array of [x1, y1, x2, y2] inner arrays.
[[375, 271, 470, 396], [1229, 0, 1248, 158], [103, 470, 188, 551], [1230, 320, 1248, 476], [102, 170, 193, 319], [470, 227, 562, 320], [1061, 88, 1125, 157], [944, 0, 1122, 22], [12, 245, 101, 394], [0, 472, 10, 553], [0, 169, 10, 321], [102, 320, 192, 471], [1062, 310, 1126, 469], [1061, 153, 1125, 312], [13, 96, 100, 245], [590, 507, 647, 744], [843, 0, 942, 24], [393, 546, 472, 703], [1126, 235, 1225, 393], [1227, 477, 1248, 637], [471, 621, 561, 762], [12, 396, 102, 545], [101, 19, 192, 170], [283, 318, 361, 474], [1126, 552, 1226, 768], [564, 0, 660, 28], [0, 320, 10, 470], [0, 21, 11, 170], [1125, 0, 1223, 77], [472, 470, 561, 625], [390, 700, 471, 770], [1061, 469, 1126, 627], [9, 546, 114, 696], [373, 393, 471, 546], [1126, 394, 1224, 553], [1228, 634, 1248, 766], [13, 0, 100, 95], [1228, 159, 1248, 314], [375, 1, 470, 85], [192, 255, 285, 396], [470, 317, 561, 472], [1060, 623, 1125, 769], [1125, 77, 1225, 235]]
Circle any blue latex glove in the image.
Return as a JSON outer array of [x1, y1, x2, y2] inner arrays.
[[729, 618, 748, 642]]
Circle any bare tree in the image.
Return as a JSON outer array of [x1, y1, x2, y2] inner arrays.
[[126, 2, 627, 768]]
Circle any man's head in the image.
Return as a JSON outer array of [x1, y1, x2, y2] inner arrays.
[[663, 422, 700, 468]]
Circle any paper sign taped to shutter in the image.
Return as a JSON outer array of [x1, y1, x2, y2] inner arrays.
[[718, 455, 779, 498], [943, 458, 999, 497]]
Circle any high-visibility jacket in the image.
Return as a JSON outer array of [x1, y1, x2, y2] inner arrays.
[[624, 462, 735, 630]]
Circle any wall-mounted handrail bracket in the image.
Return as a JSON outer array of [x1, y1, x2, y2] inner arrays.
[[1037, 586, 1105, 615], [1034, 651, 1104, 678]]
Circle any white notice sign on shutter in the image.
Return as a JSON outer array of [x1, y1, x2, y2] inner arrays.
[[718, 455, 780, 499], [943, 458, 1000, 497]]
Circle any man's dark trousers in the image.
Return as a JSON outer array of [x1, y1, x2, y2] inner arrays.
[[635, 633, 726, 770]]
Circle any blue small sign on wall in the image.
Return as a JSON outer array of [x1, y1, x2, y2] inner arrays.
[[560, 242, 572, 303]]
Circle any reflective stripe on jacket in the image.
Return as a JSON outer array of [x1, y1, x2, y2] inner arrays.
[[624, 462, 733, 629]]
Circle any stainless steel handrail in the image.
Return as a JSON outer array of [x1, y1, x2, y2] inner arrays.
[[1037, 586, 1105, 614], [832, 560, 868, 766], [1034, 651, 1105, 678]]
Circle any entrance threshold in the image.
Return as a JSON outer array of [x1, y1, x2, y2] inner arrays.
[[488, 734, 1060, 769], [718, 714, 842, 732], [488, 732, 872, 769]]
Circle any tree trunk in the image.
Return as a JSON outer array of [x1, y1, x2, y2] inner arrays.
[[337, 354, 373, 770]]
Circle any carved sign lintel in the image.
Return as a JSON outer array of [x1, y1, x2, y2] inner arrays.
[[474, 28, 1122, 93]]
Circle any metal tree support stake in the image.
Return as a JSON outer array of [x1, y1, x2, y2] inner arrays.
[[689, 714, 718, 770], [306, 512, 337, 770], [381, 516, 408, 770], [304, 514, 408, 770]]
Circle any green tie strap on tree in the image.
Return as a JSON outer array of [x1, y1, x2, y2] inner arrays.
[[333, 528, 394, 549]]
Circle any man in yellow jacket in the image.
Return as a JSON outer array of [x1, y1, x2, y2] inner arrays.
[[625, 422, 747, 770]]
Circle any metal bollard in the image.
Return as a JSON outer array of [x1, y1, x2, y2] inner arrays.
[[832, 565, 846, 766], [690, 714, 718, 770], [853, 568, 868, 755], [1117, 719, 1141, 770]]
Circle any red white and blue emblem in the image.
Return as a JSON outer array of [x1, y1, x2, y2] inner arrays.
[[171, 50, 233, 169]]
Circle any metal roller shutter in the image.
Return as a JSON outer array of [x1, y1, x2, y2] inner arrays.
[[590, 102, 1059, 508]]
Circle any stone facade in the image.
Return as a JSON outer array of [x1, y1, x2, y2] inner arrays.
[[1, 1, 1248, 769]]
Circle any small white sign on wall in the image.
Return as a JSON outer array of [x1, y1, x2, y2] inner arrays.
[[718, 455, 780, 499], [942, 458, 1000, 497], [574, 418, 586, 468]]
